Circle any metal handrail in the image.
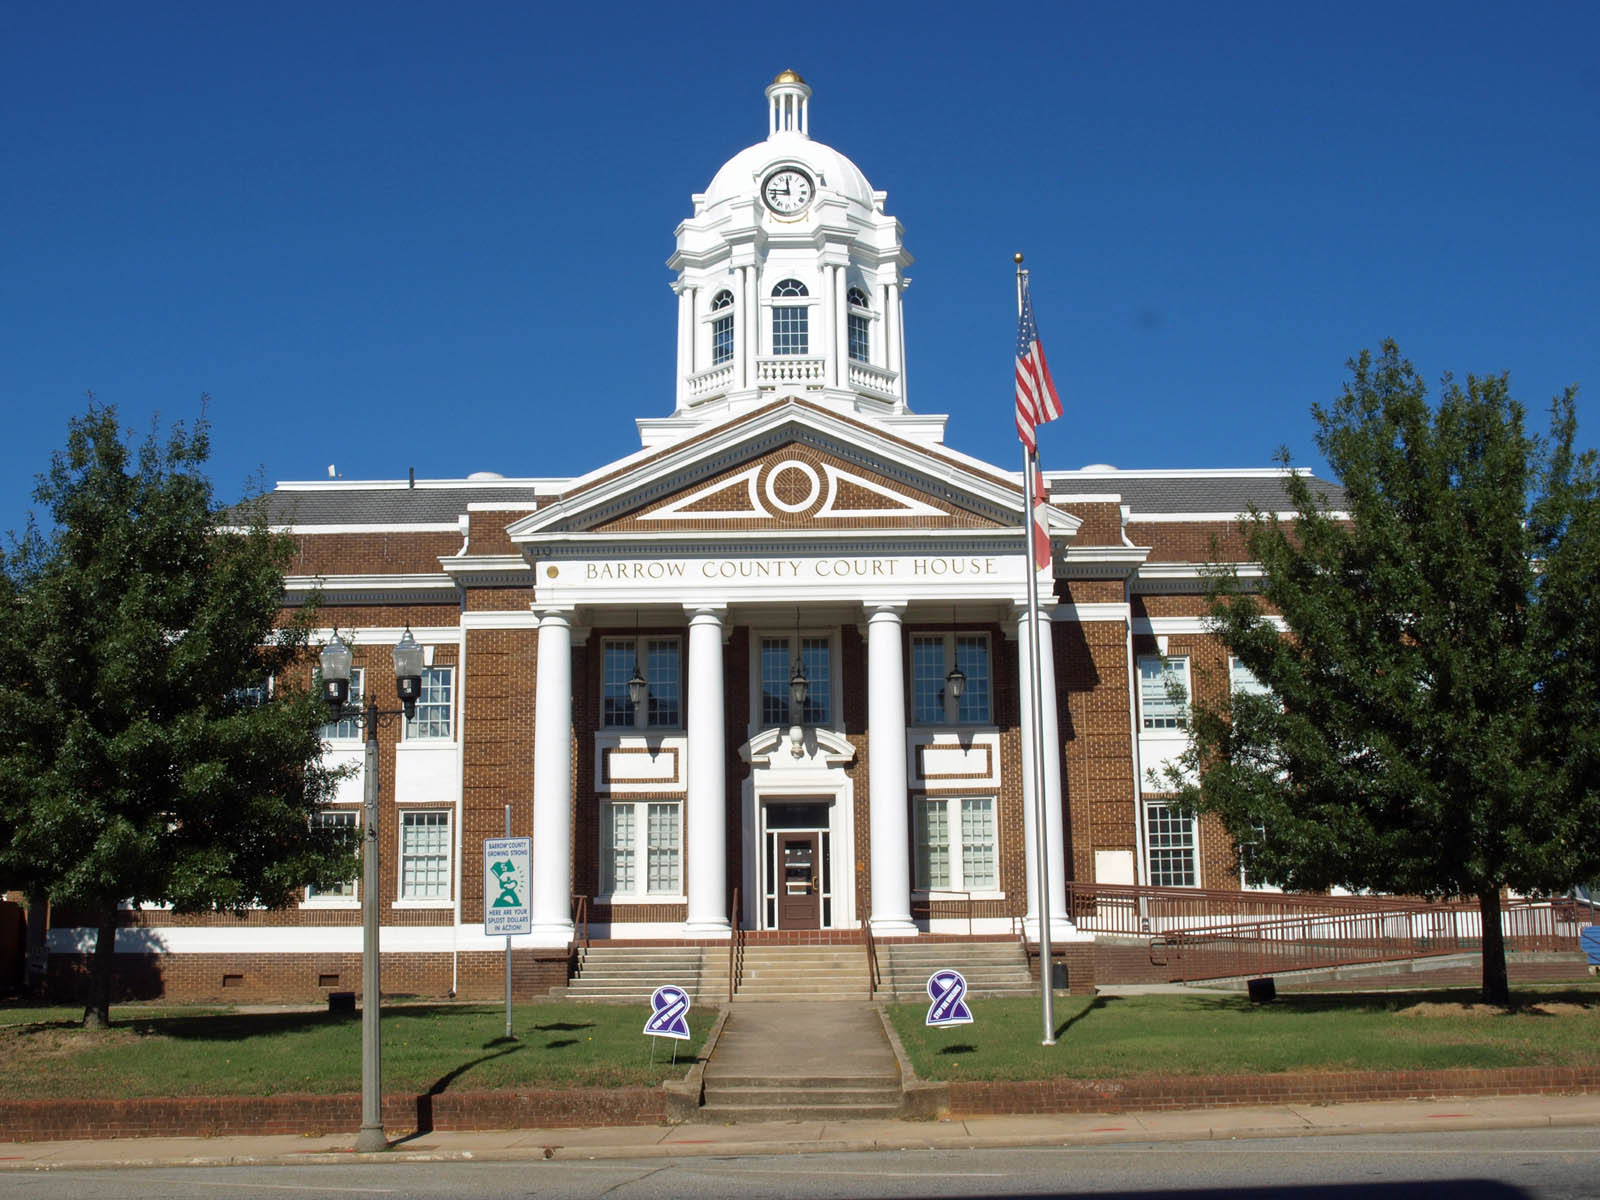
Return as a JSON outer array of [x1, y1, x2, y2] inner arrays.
[[570, 894, 589, 951], [864, 921, 881, 998], [923, 889, 974, 936], [728, 887, 742, 1003]]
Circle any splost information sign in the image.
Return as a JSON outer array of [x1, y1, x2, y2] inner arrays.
[[482, 837, 532, 937]]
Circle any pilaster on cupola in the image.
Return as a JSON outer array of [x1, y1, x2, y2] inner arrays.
[[651, 71, 936, 450]]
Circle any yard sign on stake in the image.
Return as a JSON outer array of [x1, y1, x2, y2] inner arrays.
[[484, 822, 531, 1039]]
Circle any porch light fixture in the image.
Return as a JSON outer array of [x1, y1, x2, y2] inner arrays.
[[316, 625, 426, 1154], [627, 611, 648, 709], [946, 663, 966, 700]]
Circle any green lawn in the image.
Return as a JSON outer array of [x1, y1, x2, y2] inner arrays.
[[889, 988, 1600, 1081], [0, 1001, 716, 1100]]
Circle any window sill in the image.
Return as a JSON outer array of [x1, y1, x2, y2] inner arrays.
[[393, 898, 455, 909], [912, 890, 1005, 902], [301, 898, 360, 909], [594, 894, 688, 906]]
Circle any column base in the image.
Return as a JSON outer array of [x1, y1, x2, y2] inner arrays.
[[682, 920, 731, 938], [1023, 914, 1086, 943], [527, 922, 574, 949], [868, 916, 920, 938]]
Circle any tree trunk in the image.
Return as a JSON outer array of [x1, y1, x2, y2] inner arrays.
[[81, 905, 118, 1029], [1478, 887, 1510, 1007]]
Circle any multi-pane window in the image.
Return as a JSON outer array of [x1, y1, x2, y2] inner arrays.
[[1230, 656, 1269, 698], [760, 635, 830, 726], [771, 278, 809, 355], [306, 809, 357, 900], [404, 666, 454, 739], [846, 286, 870, 363], [1139, 656, 1188, 730], [911, 634, 992, 724], [1146, 802, 1197, 887], [399, 810, 451, 900], [321, 667, 365, 740], [710, 289, 734, 365], [229, 676, 271, 708], [914, 796, 997, 891], [601, 800, 681, 895], [603, 638, 682, 729]]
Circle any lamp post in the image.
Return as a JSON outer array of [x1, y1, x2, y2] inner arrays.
[[788, 654, 809, 756], [319, 627, 422, 1154]]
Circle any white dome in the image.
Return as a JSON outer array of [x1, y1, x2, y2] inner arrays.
[[702, 131, 877, 212]]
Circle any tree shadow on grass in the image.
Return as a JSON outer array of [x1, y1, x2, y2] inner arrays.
[[122, 1003, 476, 1040], [1182, 986, 1600, 1017], [1053, 994, 1115, 1040]]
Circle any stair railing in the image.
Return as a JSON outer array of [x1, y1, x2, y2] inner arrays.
[[864, 920, 881, 999], [570, 894, 590, 951], [728, 887, 743, 1003]]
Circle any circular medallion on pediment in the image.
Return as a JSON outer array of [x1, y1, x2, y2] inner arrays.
[[762, 459, 822, 516]]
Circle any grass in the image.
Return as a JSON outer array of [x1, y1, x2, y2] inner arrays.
[[889, 986, 1600, 1081], [0, 1000, 717, 1100]]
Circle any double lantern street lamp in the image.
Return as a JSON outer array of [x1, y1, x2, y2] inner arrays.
[[318, 627, 423, 1154]]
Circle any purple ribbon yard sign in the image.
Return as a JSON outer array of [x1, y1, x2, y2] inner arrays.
[[644, 984, 692, 1040], [925, 969, 974, 1027]]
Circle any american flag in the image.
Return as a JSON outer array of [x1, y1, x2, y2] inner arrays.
[[1015, 272, 1062, 451], [1031, 464, 1052, 570]]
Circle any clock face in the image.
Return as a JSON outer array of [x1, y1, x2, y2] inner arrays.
[[762, 167, 814, 215]]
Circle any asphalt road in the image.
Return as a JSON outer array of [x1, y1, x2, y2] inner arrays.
[[4, 1129, 1598, 1199]]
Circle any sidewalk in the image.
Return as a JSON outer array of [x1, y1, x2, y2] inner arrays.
[[4, 1092, 1599, 1171]]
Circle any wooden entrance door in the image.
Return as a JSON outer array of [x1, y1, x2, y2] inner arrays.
[[776, 832, 821, 929]]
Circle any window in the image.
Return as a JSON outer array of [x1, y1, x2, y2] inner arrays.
[[847, 286, 870, 363], [771, 278, 808, 355], [404, 666, 454, 739], [914, 796, 997, 891], [1139, 656, 1188, 730], [321, 667, 365, 740], [601, 800, 682, 895], [1146, 802, 1197, 887], [760, 635, 831, 726], [710, 289, 734, 365], [399, 810, 451, 900], [1230, 656, 1269, 698], [306, 809, 357, 900], [229, 676, 272, 708], [911, 634, 991, 724], [603, 638, 682, 729]]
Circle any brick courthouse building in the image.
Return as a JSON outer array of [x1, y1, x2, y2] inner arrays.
[[44, 72, 1339, 1001]]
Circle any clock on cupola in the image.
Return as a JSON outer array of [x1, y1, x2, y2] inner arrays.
[[649, 70, 929, 449]]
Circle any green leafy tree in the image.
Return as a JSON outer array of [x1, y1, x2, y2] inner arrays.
[[1167, 341, 1600, 1006], [0, 401, 356, 1026]]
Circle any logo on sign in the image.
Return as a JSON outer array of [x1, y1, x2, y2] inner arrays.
[[644, 985, 692, 1041], [489, 859, 522, 908], [925, 969, 974, 1027]]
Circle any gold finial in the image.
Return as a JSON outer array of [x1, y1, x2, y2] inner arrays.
[[1013, 252, 1024, 264], [773, 68, 806, 85]]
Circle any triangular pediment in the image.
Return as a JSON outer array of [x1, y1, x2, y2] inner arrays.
[[506, 398, 1078, 545]]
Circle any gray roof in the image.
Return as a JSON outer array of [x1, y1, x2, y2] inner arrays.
[[1048, 473, 1345, 515], [242, 485, 544, 527]]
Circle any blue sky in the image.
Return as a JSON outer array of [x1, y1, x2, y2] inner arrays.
[[3, 2, 1596, 533]]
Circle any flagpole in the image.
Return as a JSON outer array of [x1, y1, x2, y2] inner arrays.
[[1016, 254, 1056, 1047]]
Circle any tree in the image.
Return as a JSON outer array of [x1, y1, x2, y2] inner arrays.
[[1167, 341, 1600, 1006], [0, 401, 356, 1026]]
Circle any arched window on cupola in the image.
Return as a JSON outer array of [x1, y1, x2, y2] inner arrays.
[[771, 278, 809, 356], [710, 289, 734, 365], [847, 286, 871, 364]]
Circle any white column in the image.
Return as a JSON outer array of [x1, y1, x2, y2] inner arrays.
[[684, 605, 730, 934], [834, 265, 848, 387], [1015, 620, 1040, 934], [822, 264, 838, 388], [867, 602, 918, 936], [675, 286, 692, 408], [531, 608, 574, 946], [741, 265, 757, 390]]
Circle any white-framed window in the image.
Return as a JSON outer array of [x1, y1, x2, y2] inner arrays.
[[1139, 655, 1189, 730], [911, 633, 992, 724], [1146, 802, 1197, 887], [404, 666, 454, 739], [229, 675, 273, 709], [602, 638, 682, 729], [710, 288, 734, 365], [399, 809, 452, 900], [770, 278, 809, 355], [1230, 656, 1270, 698], [760, 634, 831, 726], [846, 285, 871, 363], [320, 667, 365, 740], [914, 796, 998, 891], [306, 808, 358, 901], [600, 799, 682, 896]]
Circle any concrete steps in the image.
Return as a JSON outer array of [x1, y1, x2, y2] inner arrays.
[[565, 945, 729, 1004], [698, 1074, 903, 1122], [732, 944, 870, 1002], [877, 939, 1035, 1001]]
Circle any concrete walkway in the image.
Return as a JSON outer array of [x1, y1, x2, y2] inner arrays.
[[3, 1093, 1599, 1170], [703, 1001, 898, 1083]]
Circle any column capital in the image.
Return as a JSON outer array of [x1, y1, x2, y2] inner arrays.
[[683, 603, 729, 626], [529, 604, 577, 627], [1012, 600, 1056, 626], [863, 601, 908, 622]]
